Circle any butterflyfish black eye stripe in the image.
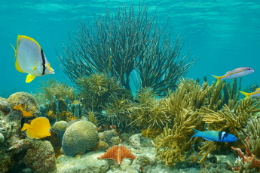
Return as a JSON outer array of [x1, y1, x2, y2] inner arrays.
[[41, 48, 46, 75]]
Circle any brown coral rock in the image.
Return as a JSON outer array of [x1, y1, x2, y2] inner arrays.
[[8, 92, 39, 117], [24, 140, 56, 173]]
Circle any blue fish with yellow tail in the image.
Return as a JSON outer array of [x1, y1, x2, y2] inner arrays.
[[191, 129, 237, 142]]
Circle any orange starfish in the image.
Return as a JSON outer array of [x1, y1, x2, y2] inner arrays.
[[97, 145, 135, 165]]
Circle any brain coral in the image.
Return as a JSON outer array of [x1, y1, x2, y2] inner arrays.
[[62, 120, 98, 156], [53, 120, 68, 138]]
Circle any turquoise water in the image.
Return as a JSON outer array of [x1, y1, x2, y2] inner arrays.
[[1, 1, 260, 172], [1, 0, 259, 94]]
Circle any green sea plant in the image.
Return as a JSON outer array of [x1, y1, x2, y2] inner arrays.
[[57, 3, 197, 95], [221, 78, 242, 107], [34, 78, 77, 104], [104, 98, 132, 130], [128, 88, 170, 130], [77, 73, 131, 112]]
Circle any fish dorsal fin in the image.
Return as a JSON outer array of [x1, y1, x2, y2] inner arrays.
[[18, 35, 41, 49], [225, 68, 246, 75], [26, 74, 36, 83]]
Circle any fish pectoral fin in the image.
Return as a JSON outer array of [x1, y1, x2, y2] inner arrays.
[[33, 61, 38, 70], [15, 58, 25, 73], [202, 137, 214, 142], [26, 74, 37, 83]]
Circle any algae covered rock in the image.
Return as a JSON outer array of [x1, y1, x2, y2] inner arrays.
[[0, 97, 10, 113], [62, 120, 98, 156], [8, 92, 39, 117], [0, 132, 4, 143], [53, 121, 68, 138], [24, 140, 56, 173]]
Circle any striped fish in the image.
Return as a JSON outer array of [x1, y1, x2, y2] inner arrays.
[[191, 129, 237, 142], [213, 67, 254, 86], [11, 35, 55, 83], [240, 88, 260, 99]]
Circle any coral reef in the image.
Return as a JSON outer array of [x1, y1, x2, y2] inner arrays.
[[152, 109, 201, 166], [77, 73, 131, 112], [57, 3, 197, 95], [0, 97, 10, 114], [9, 138, 56, 173], [245, 118, 260, 157], [104, 98, 133, 130], [0, 132, 4, 143], [98, 129, 118, 147], [129, 88, 170, 130], [8, 92, 39, 118], [232, 137, 260, 171], [62, 120, 98, 156], [52, 121, 68, 138], [42, 95, 83, 122], [34, 78, 77, 104]]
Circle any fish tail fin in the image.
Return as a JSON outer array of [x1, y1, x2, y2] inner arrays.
[[212, 75, 221, 86], [21, 123, 31, 131], [191, 128, 200, 138], [240, 91, 250, 99], [10, 43, 17, 59]]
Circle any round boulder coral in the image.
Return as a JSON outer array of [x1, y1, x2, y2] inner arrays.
[[62, 120, 98, 156], [53, 121, 68, 138]]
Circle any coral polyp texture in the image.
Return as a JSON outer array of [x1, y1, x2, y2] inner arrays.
[[62, 120, 98, 156]]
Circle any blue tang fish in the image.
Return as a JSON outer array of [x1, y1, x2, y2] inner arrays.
[[191, 128, 237, 142]]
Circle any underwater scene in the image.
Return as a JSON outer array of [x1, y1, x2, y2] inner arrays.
[[1, 0, 260, 172]]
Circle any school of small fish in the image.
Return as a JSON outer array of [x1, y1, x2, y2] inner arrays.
[[11, 35, 256, 142]]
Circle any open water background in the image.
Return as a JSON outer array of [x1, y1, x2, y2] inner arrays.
[[0, 0, 259, 97]]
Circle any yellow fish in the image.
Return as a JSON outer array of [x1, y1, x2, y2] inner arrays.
[[11, 35, 55, 83], [21, 117, 51, 139], [240, 88, 260, 99]]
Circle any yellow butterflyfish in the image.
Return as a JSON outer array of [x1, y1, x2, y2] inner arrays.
[[21, 117, 51, 139], [11, 35, 55, 83]]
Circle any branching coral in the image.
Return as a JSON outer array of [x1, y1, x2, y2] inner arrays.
[[104, 98, 132, 130], [128, 88, 170, 130], [244, 118, 260, 157], [57, 2, 197, 95], [232, 137, 260, 171], [34, 78, 77, 104], [152, 109, 202, 166], [77, 73, 131, 112]]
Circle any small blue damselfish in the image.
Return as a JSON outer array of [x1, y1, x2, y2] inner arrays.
[[191, 128, 237, 142]]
